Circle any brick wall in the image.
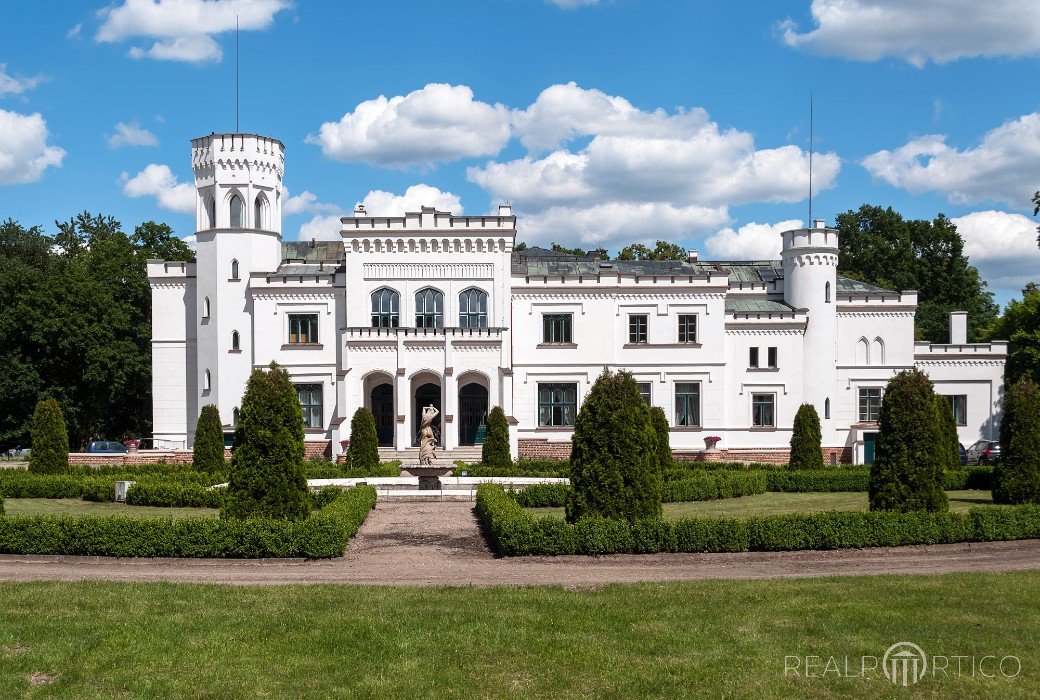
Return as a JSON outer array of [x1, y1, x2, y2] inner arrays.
[[304, 440, 332, 460], [518, 439, 572, 460], [674, 447, 853, 465], [68, 440, 334, 466]]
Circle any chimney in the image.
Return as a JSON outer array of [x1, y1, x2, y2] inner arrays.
[[949, 311, 968, 345], [354, 204, 367, 216], [498, 203, 512, 217], [812, 219, 826, 229], [687, 249, 698, 263]]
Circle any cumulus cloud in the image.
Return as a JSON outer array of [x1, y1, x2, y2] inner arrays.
[[283, 188, 338, 215], [780, 0, 1040, 67], [298, 214, 344, 242], [107, 121, 159, 148], [862, 113, 1040, 208], [952, 210, 1040, 293], [96, 0, 291, 64], [0, 109, 66, 185], [306, 83, 512, 167], [120, 163, 195, 212], [296, 184, 463, 241], [703, 220, 804, 260], [0, 64, 45, 98]]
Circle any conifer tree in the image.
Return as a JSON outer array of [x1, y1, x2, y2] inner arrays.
[[789, 403, 824, 470], [868, 368, 948, 512], [992, 377, 1040, 504], [28, 398, 69, 474], [192, 404, 225, 473], [481, 406, 511, 469], [346, 407, 380, 471], [649, 406, 672, 474], [566, 369, 661, 522], [222, 363, 310, 520], [933, 394, 961, 471]]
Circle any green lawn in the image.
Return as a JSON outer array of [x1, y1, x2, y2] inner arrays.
[[528, 490, 994, 520], [2, 498, 218, 520], [0, 574, 1038, 697]]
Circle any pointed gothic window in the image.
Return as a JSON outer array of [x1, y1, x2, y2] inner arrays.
[[230, 194, 244, 228]]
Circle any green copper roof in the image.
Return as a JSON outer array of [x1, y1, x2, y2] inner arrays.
[[725, 298, 795, 313]]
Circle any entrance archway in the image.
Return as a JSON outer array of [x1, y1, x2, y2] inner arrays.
[[370, 383, 395, 447], [458, 383, 489, 446], [413, 382, 441, 446]]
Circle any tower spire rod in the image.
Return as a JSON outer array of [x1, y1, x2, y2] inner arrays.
[[808, 92, 813, 226], [235, 15, 240, 132]]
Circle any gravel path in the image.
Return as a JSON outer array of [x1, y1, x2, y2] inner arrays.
[[1, 501, 1040, 587]]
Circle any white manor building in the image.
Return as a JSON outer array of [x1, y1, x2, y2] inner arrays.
[[149, 132, 1008, 464]]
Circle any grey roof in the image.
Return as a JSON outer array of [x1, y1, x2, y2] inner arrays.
[[725, 298, 796, 314], [280, 241, 345, 263], [272, 262, 343, 276], [836, 276, 897, 295], [512, 249, 785, 283]]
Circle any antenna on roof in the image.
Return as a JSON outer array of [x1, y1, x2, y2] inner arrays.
[[235, 15, 240, 132], [808, 92, 813, 226]]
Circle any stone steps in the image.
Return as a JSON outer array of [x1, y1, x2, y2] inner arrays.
[[378, 446, 484, 464], [308, 476, 567, 502]]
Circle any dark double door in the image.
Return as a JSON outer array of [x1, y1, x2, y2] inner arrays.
[[458, 383, 488, 446], [413, 383, 441, 446], [370, 384, 395, 447]]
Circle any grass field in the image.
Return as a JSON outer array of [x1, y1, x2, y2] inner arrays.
[[2, 499, 218, 520], [0, 574, 1037, 697], [528, 490, 994, 519]]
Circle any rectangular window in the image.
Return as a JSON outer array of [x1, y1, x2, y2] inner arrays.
[[288, 314, 318, 344], [749, 347, 759, 368], [859, 387, 882, 423], [537, 383, 577, 426], [675, 383, 701, 427], [296, 383, 323, 428], [678, 314, 697, 343], [542, 314, 573, 344], [946, 394, 968, 426], [767, 347, 778, 368], [628, 314, 648, 343], [637, 382, 652, 405], [752, 393, 775, 428]]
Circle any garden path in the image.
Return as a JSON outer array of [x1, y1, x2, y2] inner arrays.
[[1, 501, 1040, 586]]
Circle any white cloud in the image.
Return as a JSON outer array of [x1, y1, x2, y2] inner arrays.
[[283, 188, 338, 215], [67, 23, 83, 39], [358, 184, 463, 216], [298, 214, 344, 242], [107, 121, 159, 148], [182, 234, 197, 251], [0, 64, 45, 98], [704, 220, 804, 260], [780, 0, 1040, 67], [546, 0, 600, 8], [0, 109, 66, 185], [120, 164, 195, 212], [952, 210, 1040, 293], [862, 113, 1040, 208], [306, 83, 512, 167], [96, 0, 291, 64]]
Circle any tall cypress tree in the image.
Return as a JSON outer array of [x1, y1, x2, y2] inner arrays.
[[222, 363, 310, 521], [649, 406, 672, 474], [566, 369, 661, 522], [868, 368, 948, 512], [346, 407, 380, 471], [933, 394, 961, 472], [481, 406, 511, 469], [192, 404, 225, 473], [28, 398, 69, 474], [789, 403, 824, 470], [992, 377, 1040, 504]]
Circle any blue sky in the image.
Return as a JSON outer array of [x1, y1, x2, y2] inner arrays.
[[2, 0, 1039, 303]]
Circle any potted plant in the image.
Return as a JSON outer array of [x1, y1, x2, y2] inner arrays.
[[703, 435, 721, 451], [123, 438, 141, 453]]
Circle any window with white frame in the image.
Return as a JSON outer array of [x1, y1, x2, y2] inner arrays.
[[678, 314, 697, 343], [542, 314, 572, 343], [296, 384, 323, 428], [288, 314, 318, 344], [414, 288, 444, 328], [675, 383, 701, 427], [637, 382, 652, 405], [537, 383, 577, 426], [371, 288, 400, 328], [858, 387, 882, 423], [459, 288, 488, 328], [628, 314, 648, 343], [945, 394, 968, 426]]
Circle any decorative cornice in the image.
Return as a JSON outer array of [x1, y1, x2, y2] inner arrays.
[[915, 359, 1006, 367], [512, 292, 727, 301], [362, 262, 494, 279], [251, 292, 337, 302], [725, 328, 804, 336], [837, 311, 915, 318]]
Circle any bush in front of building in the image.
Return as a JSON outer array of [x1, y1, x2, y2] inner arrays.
[[481, 406, 511, 469], [566, 369, 662, 523], [193, 404, 226, 473], [649, 407, 672, 475], [345, 407, 380, 471], [28, 398, 69, 474], [993, 377, 1040, 504], [789, 403, 824, 471], [222, 363, 311, 521], [869, 368, 949, 512], [934, 394, 961, 471]]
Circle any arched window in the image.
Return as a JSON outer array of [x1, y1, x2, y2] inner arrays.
[[232, 407, 240, 426], [230, 259, 239, 280], [204, 369, 211, 392], [459, 288, 488, 328], [231, 330, 240, 351], [825, 281, 831, 303], [824, 397, 830, 420], [254, 195, 263, 230], [205, 196, 216, 229], [371, 288, 400, 328], [414, 288, 444, 328], [203, 297, 211, 319], [229, 194, 243, 228]]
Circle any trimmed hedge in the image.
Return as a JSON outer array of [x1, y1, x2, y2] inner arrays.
[[477, 484, 1040, 557], [662, 472, 767, 502], [126, 480, 226, 509], [460, 459, 570, 478], [510, 483, 570, 508], [0, 485, 376, 559]]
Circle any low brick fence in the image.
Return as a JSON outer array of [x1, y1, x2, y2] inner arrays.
[[67, 439, 333, 466]]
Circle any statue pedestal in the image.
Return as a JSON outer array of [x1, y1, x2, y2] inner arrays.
[[402, 464, 454, 490]]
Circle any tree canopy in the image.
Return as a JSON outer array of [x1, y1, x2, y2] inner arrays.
[[986, 283, 1040, 385], [0, 213, 193, 451], [835, 205, 997, 343], [550, 242, 609, 259], [616, 240, 688, 261]]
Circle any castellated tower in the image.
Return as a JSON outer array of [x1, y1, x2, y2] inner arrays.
[[781, 220, 839, 443], [192, 133, 285, 432]]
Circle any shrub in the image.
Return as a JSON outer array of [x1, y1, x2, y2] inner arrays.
[[649, 407, 672, 475], [481, 406, 512, 469], [993, 377, 1040, 504], [510, 483, 570, 508], [566, 369, 661, 522], [869, 368, 948, 512], [193, 405, 226, 473], [767, 469, 869, 492], [661, 472, 767, 502], [934, 394, 961, 471], [222, 363, 311, 521], [462, 459, 569, 478], [789, 403, 824, 471], [126, 480, 226, 509], [345, 407, 380, 471], [28, 398, 69, 474]]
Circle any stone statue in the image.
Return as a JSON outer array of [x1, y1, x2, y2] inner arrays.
[[418, 404, 439, 465]]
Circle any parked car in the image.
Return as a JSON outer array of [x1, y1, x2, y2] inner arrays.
[[4, 447, 30, 458], [965, 439, 1001, 465], [87, 441, 128, 454]]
